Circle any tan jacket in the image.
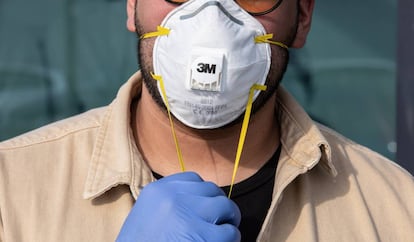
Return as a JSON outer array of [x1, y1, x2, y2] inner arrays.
[[1, 71, 413, 242]]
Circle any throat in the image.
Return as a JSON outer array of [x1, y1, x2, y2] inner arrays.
[[133, 84, 280, 186]]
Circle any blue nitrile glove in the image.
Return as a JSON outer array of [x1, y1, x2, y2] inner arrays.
[[116, 172, 241, 242]]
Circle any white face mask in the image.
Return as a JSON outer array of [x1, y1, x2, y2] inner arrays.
[[142, 0, 287, 129]]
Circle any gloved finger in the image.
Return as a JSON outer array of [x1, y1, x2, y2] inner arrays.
[[196, 222, 241, 242], [169, 180, 226, 196], [180, 195, 241, 226], [150, 171, 226, 197], [157, 171, 203, 183], [142, 179, 225, 198]]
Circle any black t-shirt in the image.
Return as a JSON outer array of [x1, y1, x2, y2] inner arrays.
[[152, 145, 280, 242], [221, 145, 280, 242]]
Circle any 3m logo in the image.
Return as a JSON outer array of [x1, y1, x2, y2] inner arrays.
[[197, 63, 217, 74], [189, 51, 223, 92]]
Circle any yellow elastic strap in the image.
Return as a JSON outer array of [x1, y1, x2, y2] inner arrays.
[[141, 26, 170, 39], [228, 84, 267, 198], [255, 34, 288, 49], [151, 73, 186, 172], [151, 73, 267, 196]]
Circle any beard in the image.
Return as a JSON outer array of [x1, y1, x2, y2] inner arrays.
[[135, 17, 297, 128], [136, 24, 166, 109]]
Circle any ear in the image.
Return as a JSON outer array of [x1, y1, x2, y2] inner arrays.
[[291, 0, 315, 48], [127, 0, 136, 32]]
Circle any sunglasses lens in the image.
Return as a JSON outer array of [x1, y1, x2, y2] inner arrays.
[[166, 0, 281, 15], [166, 0, 188, 3], [235, 0, 279, 14]]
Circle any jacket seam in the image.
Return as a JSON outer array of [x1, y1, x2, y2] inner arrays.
[[0, 125, 101, 151]]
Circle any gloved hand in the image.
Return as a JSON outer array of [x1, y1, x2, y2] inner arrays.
[[116, 172, 241, 242]]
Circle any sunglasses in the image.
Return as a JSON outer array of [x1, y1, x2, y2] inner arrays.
[[165, 0, 284, 16]]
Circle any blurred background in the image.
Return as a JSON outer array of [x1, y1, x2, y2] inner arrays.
[[0, 0, 412, 172]]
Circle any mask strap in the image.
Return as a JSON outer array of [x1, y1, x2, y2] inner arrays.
[[141, 26, 170, 39], [142, 27, 287, 50], [228, 83, 267, 198], [255, 34, 288, 49], [151, 73, 186, 172], [152, 74, 266, 196]]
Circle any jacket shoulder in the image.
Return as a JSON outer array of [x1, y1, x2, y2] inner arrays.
[[0, 107, 107, 150], [317, 122, 413, 182]]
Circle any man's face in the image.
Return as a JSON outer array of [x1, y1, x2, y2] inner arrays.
[[127, 0, 313, 120]]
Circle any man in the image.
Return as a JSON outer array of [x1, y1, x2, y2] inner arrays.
[[1, 0, 413, 241]]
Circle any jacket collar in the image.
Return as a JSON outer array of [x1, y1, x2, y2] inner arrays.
[[275, 86, 337, 192], [83, 71, 337, 200], [83, 71, 154, 200]]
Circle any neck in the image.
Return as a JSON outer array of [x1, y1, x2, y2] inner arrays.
[[133, 84, 280, 186]]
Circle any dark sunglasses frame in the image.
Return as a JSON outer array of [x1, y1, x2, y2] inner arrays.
[[164, 0, 284, 16]]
